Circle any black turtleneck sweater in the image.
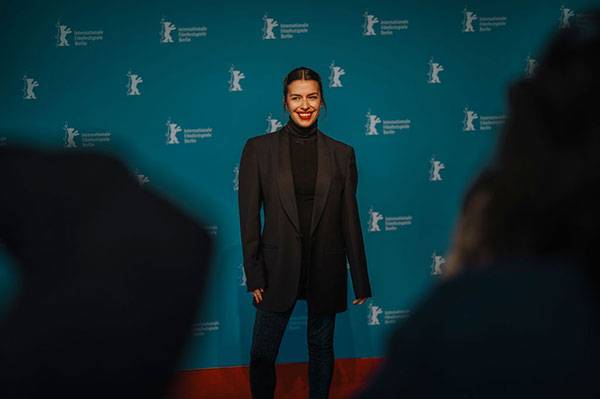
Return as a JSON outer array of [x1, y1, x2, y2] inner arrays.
[[285, 117, 318, 299]]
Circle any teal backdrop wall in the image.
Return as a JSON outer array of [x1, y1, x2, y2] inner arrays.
[[1, 0, 598, 370]]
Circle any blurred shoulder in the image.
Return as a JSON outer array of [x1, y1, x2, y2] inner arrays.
[[244, 131, 278, 148], [321, 131, 354, 156]]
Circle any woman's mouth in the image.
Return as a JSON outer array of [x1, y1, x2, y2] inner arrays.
[[297, 112, 313, 121]]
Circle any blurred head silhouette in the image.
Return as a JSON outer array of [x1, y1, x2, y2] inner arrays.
[[450, 12, 600, 277], [466, 12, 600, 270]]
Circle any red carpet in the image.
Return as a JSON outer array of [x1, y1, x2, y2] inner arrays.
[[169, 357, 382, 399]]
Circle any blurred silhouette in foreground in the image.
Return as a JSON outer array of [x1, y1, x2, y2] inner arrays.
[[444, 167, 499, 278], [358, 10, 600, 399], [0, 148, 213, 398]]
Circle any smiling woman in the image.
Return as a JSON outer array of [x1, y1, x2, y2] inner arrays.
[[238, 66, 372, 398], [283, 67, 327, 127]]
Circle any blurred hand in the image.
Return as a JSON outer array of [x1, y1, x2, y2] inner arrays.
[[252, 288, 264, 303], [352, 297, 367, 305]]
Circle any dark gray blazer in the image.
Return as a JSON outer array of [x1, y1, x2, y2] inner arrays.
[[238, 127, 372, 314]]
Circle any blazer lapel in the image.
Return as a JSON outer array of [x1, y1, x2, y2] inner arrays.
[[310, 131, 332, 237]]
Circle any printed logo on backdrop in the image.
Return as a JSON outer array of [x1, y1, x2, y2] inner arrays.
[[427, 58, 444, 84], [165, 118, 213, 144], [557, 7, 596, 31], [192, 321, 220, 337], [362, 11, 379, 36], [55, 20, 103, 47], [461, 8, 478, 32], [559, 6, 575, 29], [135, 170, 150, 186], [462, 108, 478, 131], [126, 71, 143, 96], [238, 263, 246, 287], [367, 301, 410, 326], [262, 14, 279, 39], [328, 61, 345, 88], [160, 17, 207, 44], [56, 22, 72, 46], [365, 109, 410, 136], [367, 302, 383, 325], [367, 206, 412, 232], [362, 10, 408, 36], [233, 164, 239, 191], [62, 122, 111, 148], [461, 7, 507, 32], [22, 75, 39, 100], [462, 107, 505, 132], [166, 120, 182, 144], [430, 251, 447, 276], [525, 55, 537, 78], [262, 13, 309, 40], [265, 113, 283, 133], [160, 19, 176, 42], [228, 65, 245, 92], [429, 156, 445, 182], [203, 225, 219, 236]]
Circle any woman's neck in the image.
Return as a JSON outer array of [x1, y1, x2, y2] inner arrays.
[[286, 117, 318, 138]]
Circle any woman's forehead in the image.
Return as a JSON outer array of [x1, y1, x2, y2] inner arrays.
[[287, 79, 320, 94]]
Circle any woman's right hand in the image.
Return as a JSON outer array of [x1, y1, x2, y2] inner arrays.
[[252, 288, 264, 304]]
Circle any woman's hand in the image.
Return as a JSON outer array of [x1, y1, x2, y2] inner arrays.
[[352, 297, 367, 305], [252, 288, 264, 304]]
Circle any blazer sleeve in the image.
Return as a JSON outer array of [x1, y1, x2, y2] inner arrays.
[[238, 138, 265, 291], [341, 147, 372, 299]]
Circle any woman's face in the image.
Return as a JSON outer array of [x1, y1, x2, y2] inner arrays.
[[285, 79, 322, 127]]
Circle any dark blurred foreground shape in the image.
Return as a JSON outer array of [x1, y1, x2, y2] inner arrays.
[[357, 258, 600, 398], [0, 148, 212, 398], [358, 10, 600, 399]]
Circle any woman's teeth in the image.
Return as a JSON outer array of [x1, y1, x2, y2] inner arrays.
[[298, 112, 312, 119]]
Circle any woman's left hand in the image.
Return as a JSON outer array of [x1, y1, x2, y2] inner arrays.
[[352, 297, 367, 305]]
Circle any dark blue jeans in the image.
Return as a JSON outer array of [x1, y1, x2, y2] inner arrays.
[[249, 305, 336, 399]]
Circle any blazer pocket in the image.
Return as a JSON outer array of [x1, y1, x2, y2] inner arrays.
[[261, 242, 278, 250]]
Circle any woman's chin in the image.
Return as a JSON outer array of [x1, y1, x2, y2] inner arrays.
[[293, 117, 316, 127]]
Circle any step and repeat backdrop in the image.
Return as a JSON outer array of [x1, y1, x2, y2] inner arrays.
[[1, 0, 598, 369]]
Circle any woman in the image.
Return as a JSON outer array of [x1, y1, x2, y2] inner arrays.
[[238, 66, 372, 399]]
